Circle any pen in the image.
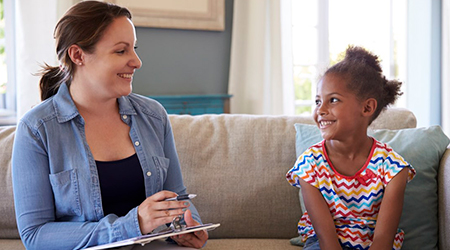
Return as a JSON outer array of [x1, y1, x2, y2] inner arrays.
[[165, 194, 197, 201]]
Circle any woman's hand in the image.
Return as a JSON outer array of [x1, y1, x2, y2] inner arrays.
[[137, 191, 190, 235], [170, 209, 208, 248]]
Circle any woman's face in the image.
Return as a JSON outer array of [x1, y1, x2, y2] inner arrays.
[[80, 16, 142, 100]]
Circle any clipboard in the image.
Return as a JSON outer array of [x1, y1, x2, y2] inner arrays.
[[85, 223, 220, 250]]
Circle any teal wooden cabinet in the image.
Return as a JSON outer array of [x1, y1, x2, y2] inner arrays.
[[147, 94, 232, 115]]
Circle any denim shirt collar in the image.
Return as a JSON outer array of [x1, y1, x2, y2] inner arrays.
[[53, 83, 137, 124]]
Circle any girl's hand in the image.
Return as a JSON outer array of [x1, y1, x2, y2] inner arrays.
[[170, 209, 208, 248], [137, 191, 190, 235]]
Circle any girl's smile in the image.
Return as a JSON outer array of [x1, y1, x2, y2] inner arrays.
[[314, 73, 368, 142], [318, 119, 335, 129]]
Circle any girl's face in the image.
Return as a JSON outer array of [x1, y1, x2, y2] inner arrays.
[[313, 73, 367, 141], [80, 16, 142, 100]]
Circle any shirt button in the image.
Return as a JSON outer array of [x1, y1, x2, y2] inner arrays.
[[146, 171, 152, 177], [134, 141, 140, 146], [122, 115, 128, 119]]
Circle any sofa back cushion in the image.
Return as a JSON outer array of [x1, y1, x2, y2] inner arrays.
[[169, 114, 309, 239], [0, 108, 415, 240], [0, 126, 20, 239], [168, 108, 417, 239]]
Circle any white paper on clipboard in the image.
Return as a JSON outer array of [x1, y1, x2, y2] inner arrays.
[[85, 223, 220, 250]]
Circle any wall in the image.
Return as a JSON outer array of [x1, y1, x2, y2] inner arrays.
[[406, 0, 441, 128], [132, 0, 234, 96]]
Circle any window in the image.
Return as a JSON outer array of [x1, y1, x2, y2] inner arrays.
[[0, 0, 16, 125], [291, 0, 407, 115], [0, 0, 6, 108]]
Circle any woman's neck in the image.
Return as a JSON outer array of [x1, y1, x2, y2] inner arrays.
[[69, 81, 119, 117]]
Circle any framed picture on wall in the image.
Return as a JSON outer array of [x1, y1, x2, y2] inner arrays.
[[105, 0, 225, 31]]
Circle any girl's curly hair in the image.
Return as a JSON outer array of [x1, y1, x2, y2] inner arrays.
[[324, 46, 402, 123]]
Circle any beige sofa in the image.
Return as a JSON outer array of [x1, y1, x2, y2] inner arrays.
[[1, 108, 449, 250]]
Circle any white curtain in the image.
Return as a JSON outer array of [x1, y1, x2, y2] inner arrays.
[[13, 0, 76, 119], [228, 0, 294, 115], [443, 0, 450, 136], [14, 0, 59, 118]]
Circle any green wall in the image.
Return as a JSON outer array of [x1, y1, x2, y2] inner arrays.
[[132, 0, 233, 96]]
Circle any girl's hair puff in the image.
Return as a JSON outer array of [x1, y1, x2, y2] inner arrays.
[[324, 46, 402, 124]]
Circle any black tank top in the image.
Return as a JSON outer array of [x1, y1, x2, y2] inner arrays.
[[96, 153, 146, 217]]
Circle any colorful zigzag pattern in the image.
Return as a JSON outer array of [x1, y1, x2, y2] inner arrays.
[[286, 139, 415, 250]]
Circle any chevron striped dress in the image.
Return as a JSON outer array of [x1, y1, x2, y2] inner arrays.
[[286, 139, 415, 250]]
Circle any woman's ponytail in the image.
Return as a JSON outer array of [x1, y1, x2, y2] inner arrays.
[[38, 64, 69, 101]]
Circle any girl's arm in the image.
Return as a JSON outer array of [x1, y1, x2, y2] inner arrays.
[[369, 167, 409, 250], [299, 178, 341, 250]]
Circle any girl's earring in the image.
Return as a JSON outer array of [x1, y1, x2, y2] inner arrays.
[[78, 62, 82, 66]]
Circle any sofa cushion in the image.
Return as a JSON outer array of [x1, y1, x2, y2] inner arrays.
[[0, 239, 25, 250], [168, 108, 416, 239], [169, 114, 314, 239], [293, 124, 450, 250], [204, 238, 302, 250], [0, 126, 20, 239], [368, 107, 417, 130]]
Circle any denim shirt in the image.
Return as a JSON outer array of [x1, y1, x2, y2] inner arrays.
[[12, 83, 200, 250]]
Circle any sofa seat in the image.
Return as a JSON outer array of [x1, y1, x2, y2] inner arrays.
[[0, 239, 25, 250], [1, 108, 449, 249], [204, 239, 302, 250]]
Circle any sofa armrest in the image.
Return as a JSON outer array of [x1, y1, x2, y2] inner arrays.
[[439, 147, 450, 250]]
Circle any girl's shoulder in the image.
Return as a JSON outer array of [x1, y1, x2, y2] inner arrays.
[[371, 138, 405, 160], [306, 140, 325, 152], [370, 137, 415, 181], [296, 140, 326, 164]]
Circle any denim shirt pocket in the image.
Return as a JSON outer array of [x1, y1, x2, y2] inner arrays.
[[152, 156, 170, 190], [49, 169, 82, 218]]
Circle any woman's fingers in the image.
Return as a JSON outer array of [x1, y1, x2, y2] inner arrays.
[[183, 209, 199, 227], [170, 210, 208, 249], [155, 207, 187, 219], [148, 191, 191, 211], [171, 232, 206, 249], [137, 191, 190, 234], [149, 190, 178, 202]]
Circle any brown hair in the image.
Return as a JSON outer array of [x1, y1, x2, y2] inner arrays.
[[324, 46, 403, 123], [39, 0, 131, 101]]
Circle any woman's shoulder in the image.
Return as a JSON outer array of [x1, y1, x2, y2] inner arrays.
[[19, 98, 58, 130], [125, 93, 168, 120]]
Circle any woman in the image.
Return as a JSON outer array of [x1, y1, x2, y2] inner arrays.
[[11, 1, 207, 249]]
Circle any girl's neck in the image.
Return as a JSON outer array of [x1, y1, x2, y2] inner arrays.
[[325, 134, 373, 160], [324, 135, 374, 177]]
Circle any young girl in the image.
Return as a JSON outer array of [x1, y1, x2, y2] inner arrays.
[[286, 46, 415, 250]]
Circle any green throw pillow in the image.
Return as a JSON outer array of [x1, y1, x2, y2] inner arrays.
[[292, 124, 450, 250]]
